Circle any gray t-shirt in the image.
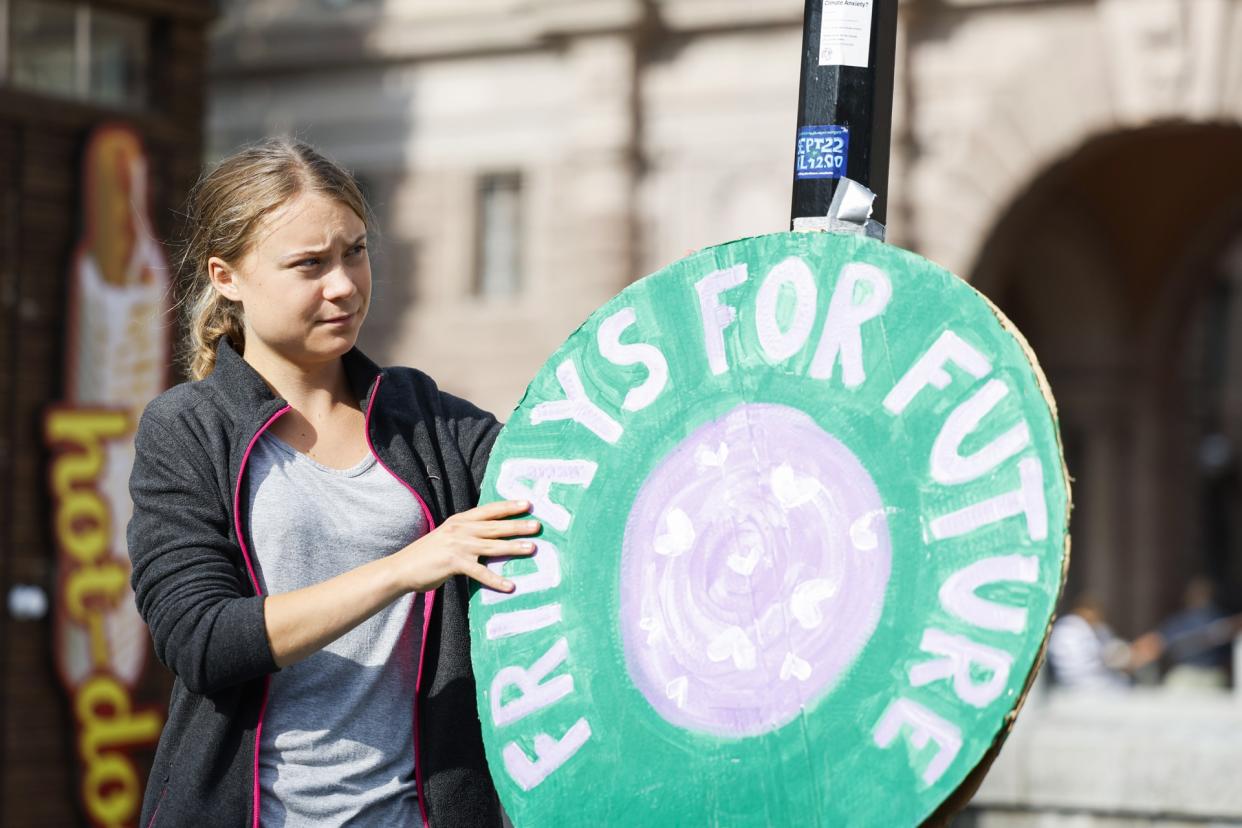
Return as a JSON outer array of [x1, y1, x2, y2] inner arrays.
[[246, 432, 429, 827]]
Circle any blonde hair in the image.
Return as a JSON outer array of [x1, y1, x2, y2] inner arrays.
[[177, 137, 373, 380]]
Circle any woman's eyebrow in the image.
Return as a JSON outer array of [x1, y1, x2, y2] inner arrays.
[[280, 234, 367, 261]]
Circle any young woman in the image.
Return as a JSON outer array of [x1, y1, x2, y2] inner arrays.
[[127, 138, 535, 827]]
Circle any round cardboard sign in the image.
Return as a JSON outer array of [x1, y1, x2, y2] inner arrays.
[[469, 231, 1070, 826]]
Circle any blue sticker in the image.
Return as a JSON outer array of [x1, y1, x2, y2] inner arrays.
[[795, 125, 850, 180]]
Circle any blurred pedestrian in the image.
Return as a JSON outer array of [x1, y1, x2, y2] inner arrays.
[[1158, 576, 1241, 690], [1047, 592, 1161, 690]]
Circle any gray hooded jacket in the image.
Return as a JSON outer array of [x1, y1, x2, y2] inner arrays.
[[127, 337, 503, 827]]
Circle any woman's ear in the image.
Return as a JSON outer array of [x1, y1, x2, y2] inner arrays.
[[207, 256, 242, 302]]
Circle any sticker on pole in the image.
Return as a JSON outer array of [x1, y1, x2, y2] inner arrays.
[[470, 231, 1070, 826], [796, 125, 850, 180], [820, 0, 875, 68]]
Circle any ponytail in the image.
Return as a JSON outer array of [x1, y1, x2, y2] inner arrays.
[[184, 283, 246, 380]]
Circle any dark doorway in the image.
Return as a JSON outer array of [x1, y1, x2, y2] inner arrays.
[[971, 124, 1242, 635]]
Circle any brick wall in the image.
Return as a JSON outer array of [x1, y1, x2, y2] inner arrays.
[[0, 3, 211, 824]]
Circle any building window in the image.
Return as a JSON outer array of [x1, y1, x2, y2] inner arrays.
[[3, 0, 148, 109], [88, 7, 148, 108], [475, 172, 523, 298], [8, 0, 76, 98]]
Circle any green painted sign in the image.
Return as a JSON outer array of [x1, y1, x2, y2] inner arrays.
[[470, 231, 1070, 826]]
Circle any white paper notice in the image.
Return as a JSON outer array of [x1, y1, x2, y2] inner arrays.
[[820, 0, 874, 68]]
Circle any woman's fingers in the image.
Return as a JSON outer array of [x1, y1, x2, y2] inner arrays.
[[462, 540, 538, 565], [464, 499, 532, 521], [466, 561, 514, 594], [453, 540, 537, 593], [490, 539, 538, 557], [472, 518, 542, 540], [430, 502, 543, 593]]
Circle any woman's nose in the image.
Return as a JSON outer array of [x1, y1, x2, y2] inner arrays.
[[322, 263, 358, 301]]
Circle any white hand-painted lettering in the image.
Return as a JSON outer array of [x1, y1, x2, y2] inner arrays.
[[884, 330, 992, 415], [908, 629, 1014, 708], [695, 265, 749, 376], [756, 256, 819, 362], [502, 718, 592, 791], [486, 604, 563, 641], [530, 359, 623, 444], [483, 539, 562, 605], [873, 698, 963, 785], [939, 555, 1040, 634], [930, 457, 1048, 542], [931, 379, 1031, 485], [809, 262, 892, 387], [496, 459, 597, 533], [597, 307, 670, 413], [491, 638, 574, 727]]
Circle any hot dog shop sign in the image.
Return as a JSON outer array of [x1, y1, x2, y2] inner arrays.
[[470, 231, 1069, 826]]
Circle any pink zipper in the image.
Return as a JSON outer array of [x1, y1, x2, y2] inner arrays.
[[364, 373, 437, 828], [232, 405, 292, 828], [145, 783, 168, 828]]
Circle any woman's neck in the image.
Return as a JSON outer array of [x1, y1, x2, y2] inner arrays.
[[243, 340, 370, 467], [242, 340, 358, 416]]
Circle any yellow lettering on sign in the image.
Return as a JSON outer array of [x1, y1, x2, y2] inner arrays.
[[65, 563, 129, 621], [57, 489, 110, 564], [76, 675, 164, 828], [47, 408, 131, 668], [47, 410, 129, 492]]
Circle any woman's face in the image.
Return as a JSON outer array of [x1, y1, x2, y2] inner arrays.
[[210, 190, 371, 369]]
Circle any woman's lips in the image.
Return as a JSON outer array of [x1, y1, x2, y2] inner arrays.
[[318, 313, 354, 325]]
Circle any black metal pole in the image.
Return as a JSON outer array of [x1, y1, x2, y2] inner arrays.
[[790, 0, 899, 229]]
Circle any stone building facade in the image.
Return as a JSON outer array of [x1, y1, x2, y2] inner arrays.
[[208, 1, 1242, 820]]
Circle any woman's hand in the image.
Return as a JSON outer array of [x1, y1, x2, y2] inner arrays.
[[264, 499, 540, 668], [394, 499, 541, 595]]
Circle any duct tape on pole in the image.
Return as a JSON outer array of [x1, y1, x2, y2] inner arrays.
[[468, 230, 1071, 826]]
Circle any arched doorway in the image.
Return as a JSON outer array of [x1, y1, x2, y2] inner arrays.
[[971, 123, 1242, 636]]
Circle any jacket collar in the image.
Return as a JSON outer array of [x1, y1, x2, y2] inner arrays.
[[207, 337, 385, 423]]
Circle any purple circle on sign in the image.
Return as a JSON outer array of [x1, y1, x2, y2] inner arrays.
[[619, 403, 892, 737]]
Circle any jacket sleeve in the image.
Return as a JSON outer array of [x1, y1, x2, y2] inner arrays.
[[127, 410, 279, 696], [440, 390, 503, 498]]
